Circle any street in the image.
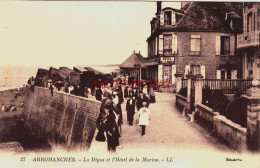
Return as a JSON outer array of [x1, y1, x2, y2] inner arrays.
[[89, 92, 234, 154]]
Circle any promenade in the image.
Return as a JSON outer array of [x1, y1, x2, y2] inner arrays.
[[89, 92, 233, 154]]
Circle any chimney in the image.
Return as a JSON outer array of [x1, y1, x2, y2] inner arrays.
[[156, 1, 162, 14]]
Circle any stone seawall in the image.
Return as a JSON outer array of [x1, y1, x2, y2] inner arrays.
[[0, 114, 23, 143], [23, 87, 101, 151]]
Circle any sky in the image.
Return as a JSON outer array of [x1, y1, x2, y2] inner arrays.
[[0, 1, 181, 68]]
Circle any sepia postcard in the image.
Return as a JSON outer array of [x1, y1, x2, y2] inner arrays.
[[0, 0, 259, 168]]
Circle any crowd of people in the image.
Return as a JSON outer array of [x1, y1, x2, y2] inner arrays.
[[27, 74, 156, 153], [95, 76, 156, 153]]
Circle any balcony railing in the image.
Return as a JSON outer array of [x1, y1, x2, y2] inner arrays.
[[237, 31, 260, 49]]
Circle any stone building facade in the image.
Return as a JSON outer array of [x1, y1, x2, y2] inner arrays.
[[146, 2, 243, 83], [237, 2, 260, 80]]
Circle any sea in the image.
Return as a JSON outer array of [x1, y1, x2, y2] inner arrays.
[[0, 65, 119, 91]]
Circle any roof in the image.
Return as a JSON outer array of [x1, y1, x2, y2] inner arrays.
[[48, 67, 65, 81], [84, 67, 104, 75], [59, 67, 74, 74], [49, 67, 59, 75], [73, 66, 87, 73], [35, 68, 49, 79], [162, 7, 184, 14], [119, 52, 148, 68], [176, 2, 243, 32], [58, 67, 74, 79], [226, 11, 241, 20]]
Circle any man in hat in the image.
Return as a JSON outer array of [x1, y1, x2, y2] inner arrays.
[[138, 102, 150, 136], [98, 99, 120, 153], [136, 91, 144, 111], [126, 92, 136, 126], [136, 91, 149, 111]]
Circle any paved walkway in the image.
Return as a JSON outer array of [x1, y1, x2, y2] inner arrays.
[[89, 92, 235, 155]]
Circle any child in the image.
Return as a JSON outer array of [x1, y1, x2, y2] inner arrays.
[[138, 102, 150, 136]]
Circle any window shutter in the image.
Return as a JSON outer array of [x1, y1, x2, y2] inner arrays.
[[244, 14, 247, 33], [160, 12, 164, 26], [184, 65, 190, 78], [158, 64, 163, 81], [216, 70, 221, 79], [172, 34, 177, 54], [231, 70, 237, 79], [172, 11, 176, 25], [215, 35, 220, 55], [230, 36, 235, 55], [201, 65, 206, 79], [155, 37, 158, 55], [158, 35, 163, 54], [172, 65, 176, 84]]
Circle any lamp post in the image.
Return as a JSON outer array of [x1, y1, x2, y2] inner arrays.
[[134, 64, 142, 93]]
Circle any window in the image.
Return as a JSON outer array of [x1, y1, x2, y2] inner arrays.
[[163, 35, 172, 54], [220, 36, 230, 55], [164, 11, 172, 25], [227, 71, 231, 79], [219, 70, 232, 79], [247, 12, 255, 32], [190, 65, 201, 75], [221, 70, 226, 79], [190, 35, 201, 55]]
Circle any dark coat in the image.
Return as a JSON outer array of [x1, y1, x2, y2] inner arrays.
[[126, 98, 135, 122], [118, 85, 124, 104], [136, 95, 149, 111], [124, 87, 128, 98], [95, 88, 103, 101], [106, 110, 120, 151], [126, 99, 135, 114]]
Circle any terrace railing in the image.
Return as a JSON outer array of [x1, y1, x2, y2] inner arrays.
[[202, 79, 252, 94]]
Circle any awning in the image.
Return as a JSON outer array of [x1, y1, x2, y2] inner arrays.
[[141, 62, 158, 68]]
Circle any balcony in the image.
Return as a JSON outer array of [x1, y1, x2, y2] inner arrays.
[[237, 31, 260, 49]]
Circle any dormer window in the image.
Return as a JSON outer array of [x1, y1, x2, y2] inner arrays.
[[160, 9, 176, 26], [164, 11, 172, 25]]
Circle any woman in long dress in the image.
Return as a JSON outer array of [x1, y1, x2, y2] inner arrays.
[[105, 102, 120, 153]]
